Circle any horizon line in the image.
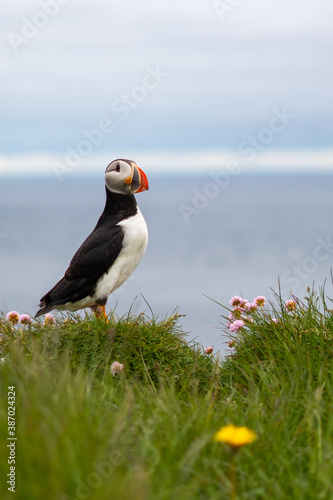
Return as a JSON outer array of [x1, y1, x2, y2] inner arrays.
[[0, 148, 332, 177]]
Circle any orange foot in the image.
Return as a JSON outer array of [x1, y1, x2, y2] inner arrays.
[[91, 305, 109, 323]]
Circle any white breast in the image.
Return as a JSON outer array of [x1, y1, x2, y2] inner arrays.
[[93, 208, 148, 301]]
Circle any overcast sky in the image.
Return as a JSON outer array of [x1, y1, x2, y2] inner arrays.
[[1, 0, 333, 175]]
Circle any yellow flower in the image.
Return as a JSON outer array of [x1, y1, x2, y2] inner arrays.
[[214, 424, 257, 448]]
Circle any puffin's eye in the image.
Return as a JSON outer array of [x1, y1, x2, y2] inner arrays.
[[115, 163, 120, 172]]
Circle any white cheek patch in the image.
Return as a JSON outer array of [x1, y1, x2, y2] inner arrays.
[[105, 169, 132, 195]]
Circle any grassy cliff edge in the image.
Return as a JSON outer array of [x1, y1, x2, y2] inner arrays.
[[1, 287, 333, 500]]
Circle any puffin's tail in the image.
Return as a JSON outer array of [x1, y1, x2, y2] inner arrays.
[[35, 277, 67, 318], [35, 303, 55, 318], [35, 275, 91, 318]]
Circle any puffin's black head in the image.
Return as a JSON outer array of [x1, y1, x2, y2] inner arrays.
[[105, 159, 149, 195]]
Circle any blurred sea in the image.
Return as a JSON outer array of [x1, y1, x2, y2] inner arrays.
[[1, 173, 333, 352]]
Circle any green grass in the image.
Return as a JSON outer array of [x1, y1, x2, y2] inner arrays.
[[1, 287, 333, 500]]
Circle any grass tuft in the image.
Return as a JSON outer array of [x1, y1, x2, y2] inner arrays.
[[1, 311, 215, 392], [1, 286, 333, 500]]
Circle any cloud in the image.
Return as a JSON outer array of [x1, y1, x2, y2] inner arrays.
[[1, 149, 332, 178], [0, 0, 332, 170]]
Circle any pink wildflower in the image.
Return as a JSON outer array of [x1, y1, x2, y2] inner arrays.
[[110, 361, 125, 376], [272, 318, 278, 324], [205, 346, 213, 354], [232, 307, 242, 318], [253, 296, 266, 307], [244, 301, 252, 312], [228, 339, 235, 348], [244, 301, 258, 313], [228, 319, 245, 333], [229, 296, 245, 308], [19, 314, 32, 326], [238, 301, 248, 310], [285, 299, 296, 312], [228, 307, 242, 321], [43, 314, 56, 326], [6, 311, 19, 324]]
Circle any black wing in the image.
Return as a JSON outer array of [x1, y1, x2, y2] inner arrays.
[[35, 224, 124, 316]]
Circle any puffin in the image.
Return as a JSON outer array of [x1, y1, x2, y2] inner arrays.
[[35, 159, 149, 319]]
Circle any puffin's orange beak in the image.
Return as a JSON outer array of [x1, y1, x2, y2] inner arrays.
[[130, 165, 149, 193]]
